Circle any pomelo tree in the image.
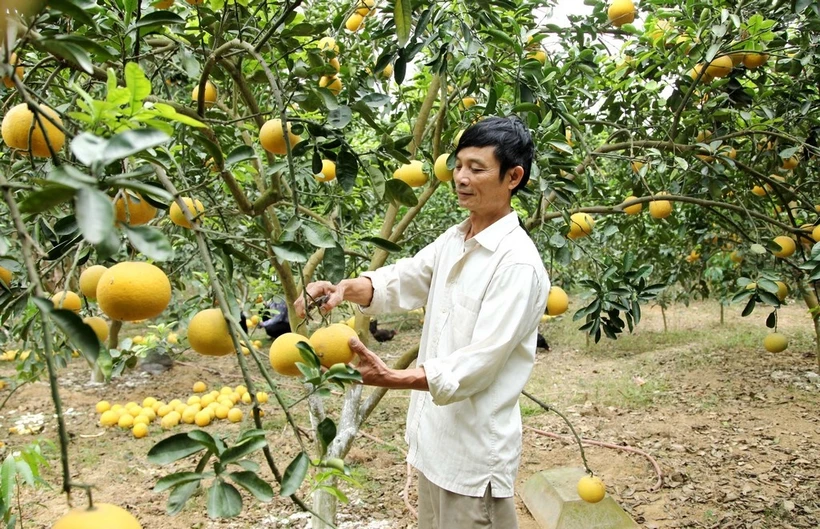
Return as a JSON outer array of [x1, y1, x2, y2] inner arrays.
[[0, 0, 818, 526]]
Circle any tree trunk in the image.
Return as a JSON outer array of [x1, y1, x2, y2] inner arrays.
[[311, 486, 337, 529], [802, 291, 820, 371], [661, 305, 668, 333]]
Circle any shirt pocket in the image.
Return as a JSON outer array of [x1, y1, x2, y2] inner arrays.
[[450, 291, 482, 350]]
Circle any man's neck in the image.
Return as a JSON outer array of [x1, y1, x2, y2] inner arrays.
[[465, 207, 512, 240]]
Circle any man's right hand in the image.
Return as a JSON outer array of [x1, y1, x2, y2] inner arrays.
[[293, 281, 344, 319]]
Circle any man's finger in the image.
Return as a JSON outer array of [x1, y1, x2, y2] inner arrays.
[[349, 337, 371, 357]]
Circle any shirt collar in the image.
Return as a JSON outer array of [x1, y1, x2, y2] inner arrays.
[[457, 211, 521, 252]]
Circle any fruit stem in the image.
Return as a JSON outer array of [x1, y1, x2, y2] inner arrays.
[[521, 390, 593, 475]]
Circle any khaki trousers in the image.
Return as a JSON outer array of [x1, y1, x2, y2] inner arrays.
[[417, 471, 519, 529]]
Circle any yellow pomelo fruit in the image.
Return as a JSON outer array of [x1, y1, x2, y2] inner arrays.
[[241, 392, 252, 404], [169, 197, 205, 228], [309, 323, 357, 368], [1, 103, 65, 158], [577, 475, 606, 503], [193, 381, 207, 393], [117, 414, 134, 429], [99, 410, 119, 427], [191, 80, 217, 106], [2, 52, 24, 89], [329, 57, 341, 73], [381, 63, 393, 78], [775, 281, 788, 302], [772, 236, 795, 258], [813, 225, 820, 243], [393, 160, 428, 188], [194, 410, 211, 427], [161, 412, 180, 429], [315, 159, 337, 182], [751, 185, 766, 197], [154, 0, 174, 8], [52, 291, 82, 313], [53, 503, 142, 529], [79, 265, 108, 299], [730, 251, 743, 263], [317, 36, 339, 54], [227, 408, 243, 422], [259, 118, 301, 155], [0, 266, 11, 287], [113, 192, 157, 226], [527, 50, 546, 64], [781, 156, 799, 170], [345, 12, 364, 31], [649, 192, 673, 219], [188, 308, 234, 356], [622, 196, 642, 215], [96, 262, 172, 322], [256, 392, 269, 403], [743, 52, 768, 69], [132, 422, 149, 438], [607, 0, 635, 28], [705, 55, 733, 78], [95, 401, 111, 414], [269, 332, 310, 377], [688, 63, 713, 84], [355, 0, 375, 16], [763, 333, 788, 353], [546, 286, 569, 316], [83, 316, 109, 343], [459, 96, 476, 110], [630, 160, 644, 173], [567, 213, 594, 239], [434, 153, 454, 182], [319, 75, 342, 95]]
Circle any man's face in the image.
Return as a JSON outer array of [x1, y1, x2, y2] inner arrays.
[[453, 146, 520, 215]]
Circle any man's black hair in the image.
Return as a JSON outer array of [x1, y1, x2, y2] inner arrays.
[[454, 115, 535, 195]]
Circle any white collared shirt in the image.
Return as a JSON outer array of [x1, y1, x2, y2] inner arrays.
[[361, 211, 550, 498]]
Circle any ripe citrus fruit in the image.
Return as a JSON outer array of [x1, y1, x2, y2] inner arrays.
[[0, 266, 11, 287], [393, 160, 428, 188], [51, 291, 82, 313], [100, 410, 119, 427], [256, 391, 269, 404], [607, 0, 635, 28], [705, 55, 734, 78], [567, 212, 594, 240], [191, 80, 217, 106], [113, 192, 157, 226], [381, 63, 393, 78], [53, 503, 142, 529], [813, 225, 820, 243], [751, 185, 766, 197], [83, 316, 109, 343], [772, 236, 795, 258], [309, 323, 357, 368], [527, 50, 546, 64], [317, 36, 339, 54], [187, 308, 234, 356], [79, 265, 108, 299], [227, 408, 243, 422], [622, 196, 642, 215], [1, 102, 65, 158], [345, 13, 364, 31], [319, 75, 342, 95], [132, 423, 149, 438], [329, 57, 341, 72], [546, 286, 569, 316], [117, 414, 134, 429], [743, 52, 768, 69], [434, 153, 454, 182], [763, 333, 788, 353], [259, 118, 301, 155], [688, 63, 713, 83], [169, 197, 205, 228], [95, 401, 111, 413], [781, 156, 799, 170], [193, 381, 207, 393], [649, 192, 672, 219], [154, 0, 174, 8], [96, 262, 172, 321], [194, 410, 211, 427], [2, 52, 24, 89], [355, 0, 375, 16], [269, 333, 310, 376], [577, 475, 606, 503], [775, 281, 788, 302], [459, 97, 476, 110], [315, 159, 336, 182]]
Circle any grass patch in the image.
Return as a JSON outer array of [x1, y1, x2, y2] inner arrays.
[[573, 374, 670, 409]]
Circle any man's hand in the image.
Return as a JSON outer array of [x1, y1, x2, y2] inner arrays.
[[293, 281, 345, 319], [348, 337, 391, 386]]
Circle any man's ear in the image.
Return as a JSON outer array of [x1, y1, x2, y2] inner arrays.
[[507, 166, 525, 190]]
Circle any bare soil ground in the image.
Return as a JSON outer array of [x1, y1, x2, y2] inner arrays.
[[1, 300, 818, 528]]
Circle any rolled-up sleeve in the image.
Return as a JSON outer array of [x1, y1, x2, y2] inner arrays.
[[421, 263, 548, 405]]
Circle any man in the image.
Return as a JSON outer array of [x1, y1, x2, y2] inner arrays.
[[295, 116, 550, 528]]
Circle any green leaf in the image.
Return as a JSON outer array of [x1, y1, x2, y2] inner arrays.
[[31, 297, 100, 363], [228, 471, 274, 502], [154, 472, 204, 493], [124, 62, 153, 108], [358, 93, 391, 108], [167, 481, 199, 516], [272, 241, 308, 263], [41, 39, 94, 74], [74, 187, 114, 245], [384, 179, 418, 207], [280, 452, 310, 497], [123, 225, 174, 261], [321, 244, 346, 285], [226, 146, 256, 166], [316, 418, 336, 457], [301, 223, 337, 249], [328, 105, 352, 129], [207, 480, 242, 519], [336, 147, 358, 192], [394, 0, 412, 47], [187, 430, 220, 456], [133, 11, 185, 29], [147, 433, 206, 465], [359, 236, 402, 253], [47, 0, 98, 28], [48, 166, 97, 188], [18, 185, 76, 214], [220, 437, 268, 465], [1, 455, 16, 510], [103, 129, 171, 165]]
